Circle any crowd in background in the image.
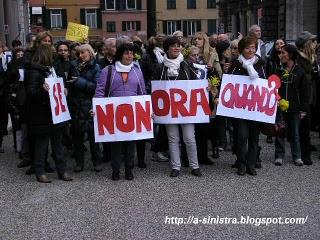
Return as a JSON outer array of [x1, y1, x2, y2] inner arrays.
[[0, 25, 319, 183]]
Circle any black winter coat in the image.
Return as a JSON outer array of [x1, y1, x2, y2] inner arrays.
[[275, 65, 309, 113], [6, 59, 27, 119], [154, 61, 196, 81], [24, 64, 57, 135], [53, 55, 71, 81], [229, 57, 266, 78], [68, 59, 101, 132]]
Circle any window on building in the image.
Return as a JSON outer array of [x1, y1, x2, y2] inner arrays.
[[167, 21, 177, 35], [208, 19, 217, 35], [207, 0, 216, 8], [122, 21, 141, 31], [106, 21, 116, 32], [187, 0, 196, 9], [105, 0, 116, 10], [182, 20, 200, 36], [167, 0, 176, 9], [50, 9, 62, 28], [85, 9, 97, 28], [126, 0, 136, 9]]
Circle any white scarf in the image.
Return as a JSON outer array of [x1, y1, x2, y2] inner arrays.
[[163, 53, 184, 77], [238, 55, 259, 79], [1, 53, 6, 71], [115, 61, 133, 73], [153, 47, 164, 64]]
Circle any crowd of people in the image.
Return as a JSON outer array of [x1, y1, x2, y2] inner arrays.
[[0, 25, 319, 183]]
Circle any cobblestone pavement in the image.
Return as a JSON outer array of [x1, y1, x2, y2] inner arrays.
[[0, 132, 319, 240]]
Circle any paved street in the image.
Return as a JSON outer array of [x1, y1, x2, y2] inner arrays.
[[0, 131, 319, 240]]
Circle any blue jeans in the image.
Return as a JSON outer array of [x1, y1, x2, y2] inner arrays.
[[275, 112, 301, 160]]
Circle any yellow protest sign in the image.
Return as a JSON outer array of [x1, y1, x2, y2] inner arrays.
[[65, 22, 89, 43]]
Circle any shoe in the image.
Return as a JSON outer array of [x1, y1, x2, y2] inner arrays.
[[58, 172, 73, 181], [74, 165, 83, 173], [294, 159, 304, 166], [125, 169, 134, 180], [0, 146, 4, 153], [266, 136, 273, 143], [212, 147, 220, 158], [237, 165, 246, 176], [191, 168, 202, 177], [152, 152, 169, 162], [302, 158, 313, 165], [274, 158, 283, 166], [112, 171, 120, 181], [232, 162, 239, 168], [17, 160, 31, 168], [170, 169, 180, 177], [36, 175, 51, 183], [255, 162, 262, 169], [45, 166, 55, 173], [94, 164, 103, 172], [218, 147, 225, 151], [138, 162, 147, 168], [246, 167, 257, 176]]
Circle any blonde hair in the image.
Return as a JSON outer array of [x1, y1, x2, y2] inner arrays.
[[193, 32, 217, 64], [77, 44, 95, 59], [301, 40, 316, 63]]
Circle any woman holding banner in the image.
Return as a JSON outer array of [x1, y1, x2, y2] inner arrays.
[[228, 36, 266, 176], [95, 43, 147, 181], [25, 45, 72, 183], [154, 36, 201, 177], [68, 44, 102, 173]]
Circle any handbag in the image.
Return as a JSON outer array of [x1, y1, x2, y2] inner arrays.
[[260, 112, 287, 137]]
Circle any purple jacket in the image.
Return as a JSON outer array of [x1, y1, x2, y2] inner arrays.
[[94, 64, 146, 98]]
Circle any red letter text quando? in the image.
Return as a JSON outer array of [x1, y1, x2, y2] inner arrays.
[[220, 75, 281, 116]]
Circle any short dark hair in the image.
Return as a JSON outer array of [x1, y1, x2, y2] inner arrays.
[[163, 36, 181, 53], [56, 41, 70, 52], [12, 39, 22, 48], [114, 43, 135, 61], [238, 36, 258, 54], [282, 44, 298, 62]]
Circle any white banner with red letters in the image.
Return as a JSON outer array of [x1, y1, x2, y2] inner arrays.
[[45, 76, 71, 124], [216, 74, 280, 123], [93, 95, 154, 142], [151, 80, 211, 124]]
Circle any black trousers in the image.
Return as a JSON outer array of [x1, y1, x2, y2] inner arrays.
[[236, 119, 260, 168], [33, 129, 66, 176], [73, 127, 101, 168], [111, 141, 135, 171], [136, 140, 146, 165]]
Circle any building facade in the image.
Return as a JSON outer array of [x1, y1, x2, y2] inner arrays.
[[148, 0, 219, 37], [218, 0, 319, 41], [101, 0, 147, 41], [41, 0, 102, 42]]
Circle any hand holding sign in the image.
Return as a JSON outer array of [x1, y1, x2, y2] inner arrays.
[[45, 75, 71, 124]]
